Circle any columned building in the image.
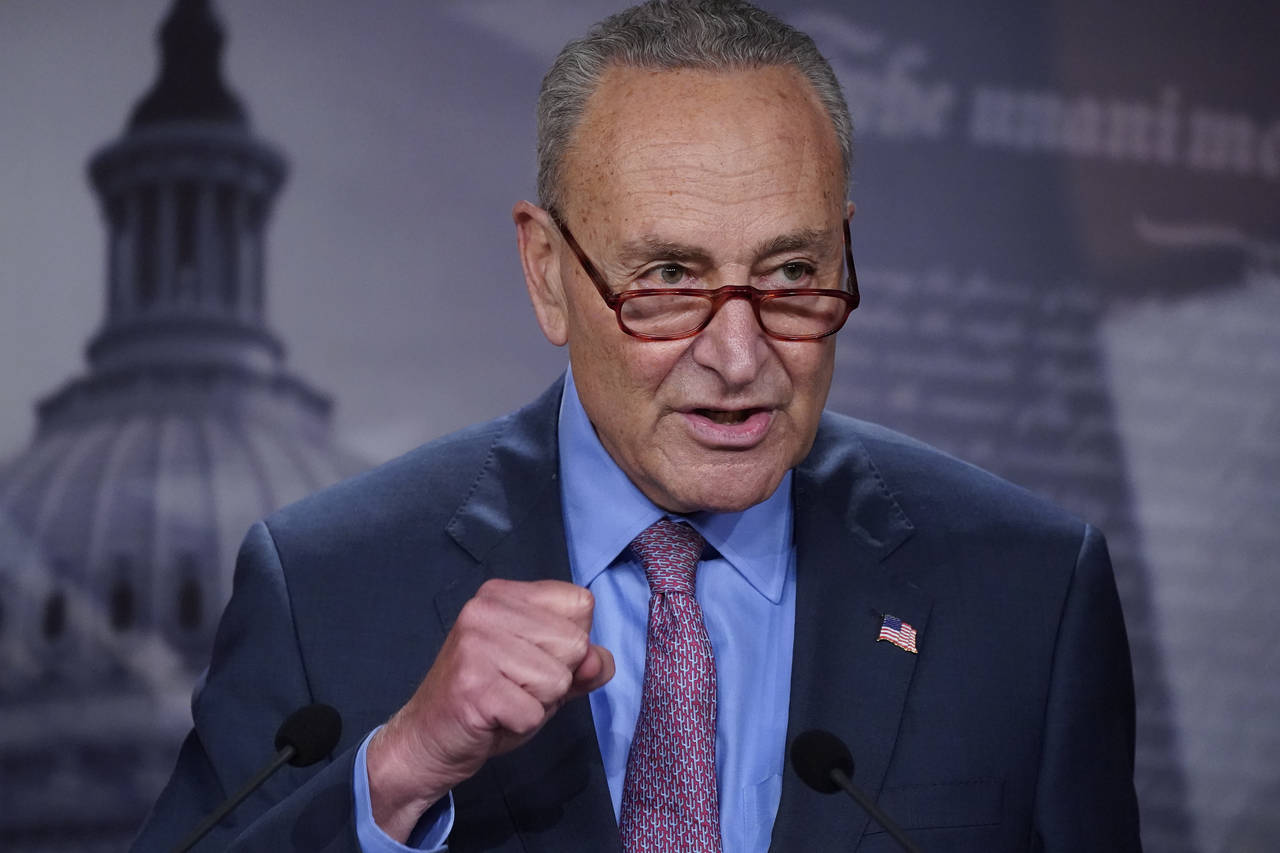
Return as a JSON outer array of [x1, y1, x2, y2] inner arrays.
[[0, 2, 363, 848]]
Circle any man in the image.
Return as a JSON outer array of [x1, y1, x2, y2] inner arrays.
[[134, 1, 1141, 851]]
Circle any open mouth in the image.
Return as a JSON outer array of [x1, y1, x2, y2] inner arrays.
[[694, 408, 762, 425]]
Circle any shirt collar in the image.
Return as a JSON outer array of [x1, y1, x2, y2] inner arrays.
[[558, 367, 792, 603]]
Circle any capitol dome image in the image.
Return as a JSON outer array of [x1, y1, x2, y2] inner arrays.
[[0, 1, 365, 848]]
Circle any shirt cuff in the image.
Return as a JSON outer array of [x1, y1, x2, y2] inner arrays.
[[354, 726, 455, 852]]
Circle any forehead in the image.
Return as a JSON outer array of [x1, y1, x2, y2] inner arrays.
[[562, 64, 844, 230]]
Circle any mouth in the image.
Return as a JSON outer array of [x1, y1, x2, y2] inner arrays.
[[681, 406, 775, 448], [693, 407, 764, 425]]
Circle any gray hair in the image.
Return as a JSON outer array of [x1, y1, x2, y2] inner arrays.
[[536, 0, 853, 213]]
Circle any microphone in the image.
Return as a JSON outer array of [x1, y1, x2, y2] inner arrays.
[[790, 729, 923, 853], [173, 703, 342, 853]]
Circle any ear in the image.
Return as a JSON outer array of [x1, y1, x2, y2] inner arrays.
[[846, 199, 856, 221], [513, 200, 569, 346]]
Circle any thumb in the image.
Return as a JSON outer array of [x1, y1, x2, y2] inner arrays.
[[569, 644, 615, 696]]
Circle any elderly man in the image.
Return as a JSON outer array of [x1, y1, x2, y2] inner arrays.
[[134, 1, 1141, 851]]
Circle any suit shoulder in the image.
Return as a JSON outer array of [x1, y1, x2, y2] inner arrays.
[[264, 413, 514, 544], [815, 411, 1088, 542]]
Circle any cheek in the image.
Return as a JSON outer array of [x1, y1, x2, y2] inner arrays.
[[564, 297, 622, 383], [559, 268, 692, 400], [567, 312, 685, 427], [576, 318, 688, 395], [782, 342, 836, 413]]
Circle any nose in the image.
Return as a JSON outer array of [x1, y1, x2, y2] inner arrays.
[[689, 294, 770, 389]]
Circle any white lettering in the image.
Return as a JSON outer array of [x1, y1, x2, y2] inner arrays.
[[824, 28, 957, 141], [968, 86, 1186, 168], [1061, 97, 1103, 156], [1187, 111, 1257, 173]]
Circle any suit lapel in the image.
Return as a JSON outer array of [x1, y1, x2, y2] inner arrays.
[[771, 416, 932, 850], [435, 378, 621, 853]]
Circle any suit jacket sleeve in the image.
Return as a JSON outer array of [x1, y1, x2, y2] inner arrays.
[[131, 521, 364, 853], [1032, 523, 1142, 851]]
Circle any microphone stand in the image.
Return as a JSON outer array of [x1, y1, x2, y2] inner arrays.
[[171, 744, 296, 853], [829, 766, 923, 853]]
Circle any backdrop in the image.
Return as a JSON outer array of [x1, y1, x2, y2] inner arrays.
[[1, 2, 1276, 851]]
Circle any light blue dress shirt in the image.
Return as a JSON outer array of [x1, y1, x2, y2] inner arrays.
[[354, 370, 797, 851]]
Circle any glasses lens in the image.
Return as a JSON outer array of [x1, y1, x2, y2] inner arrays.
[[760, 292, 850, 338], [619, 292, 712, 338]]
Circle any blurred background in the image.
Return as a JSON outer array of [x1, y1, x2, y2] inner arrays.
[[0, 1, 1276, 850]]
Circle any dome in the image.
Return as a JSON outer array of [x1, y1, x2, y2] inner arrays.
[[0, 347, 365, 852], [0, 368, 363, 688], [0, 372, 363, 848], [0, 2, 367, 847]]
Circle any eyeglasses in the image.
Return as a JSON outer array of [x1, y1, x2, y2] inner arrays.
[[549, 210, 860, 342]]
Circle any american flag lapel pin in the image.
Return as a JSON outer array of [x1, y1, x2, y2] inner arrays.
[[877, 613, 919, 654]]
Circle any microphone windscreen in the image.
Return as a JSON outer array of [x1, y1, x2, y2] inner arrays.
[[790, 729, 855, 794], [275, 703, 342, 767]]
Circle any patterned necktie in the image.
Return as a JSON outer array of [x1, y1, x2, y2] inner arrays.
[[619, 518, 722, 852]]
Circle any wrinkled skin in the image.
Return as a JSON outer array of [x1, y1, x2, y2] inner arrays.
[[368, 64, 851, 842]]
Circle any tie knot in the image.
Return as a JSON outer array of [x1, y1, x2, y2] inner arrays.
[[630, 518, 706, 595]]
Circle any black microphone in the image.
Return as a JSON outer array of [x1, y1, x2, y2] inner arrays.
[[172, 703, 342, 853], [790, 729, 923, 853]]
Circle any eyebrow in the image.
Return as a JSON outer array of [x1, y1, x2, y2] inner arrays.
[[755, 228, 834, 259], [615, 238, 711, 266], [615, 227, 835, 267]]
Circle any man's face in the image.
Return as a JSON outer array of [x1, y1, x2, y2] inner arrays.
[[528, 65, 848, 513]]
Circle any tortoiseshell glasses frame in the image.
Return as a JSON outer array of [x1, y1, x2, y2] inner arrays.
[[548, 210, 860, 342]]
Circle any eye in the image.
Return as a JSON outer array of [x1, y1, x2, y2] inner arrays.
[[779, 261, 814, 283], [656, 264, 687, 285]]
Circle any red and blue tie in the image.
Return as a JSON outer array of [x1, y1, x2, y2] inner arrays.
[[619, 518, 722, 852]]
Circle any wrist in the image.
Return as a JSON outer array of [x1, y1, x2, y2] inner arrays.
[[366, 724, 450, 842]]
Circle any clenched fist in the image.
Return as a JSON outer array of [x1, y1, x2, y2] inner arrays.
[[365, 578, 615, 841]]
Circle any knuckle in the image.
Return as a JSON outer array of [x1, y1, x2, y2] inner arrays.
[[566, 628, 590, 661], [551, 668, 573, 698], [457, 590, 503, 630], [570, 586, 594, 615], [456, 596, 485, 628], [452, 662, 487, 699]]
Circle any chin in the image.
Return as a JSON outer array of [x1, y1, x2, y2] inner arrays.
[[657, 467, 785, 514]]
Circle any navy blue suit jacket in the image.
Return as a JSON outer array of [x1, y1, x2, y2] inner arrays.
[[133, 379, 1141, 851]]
